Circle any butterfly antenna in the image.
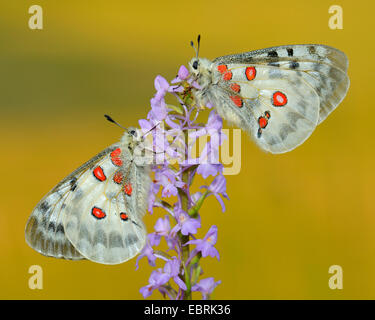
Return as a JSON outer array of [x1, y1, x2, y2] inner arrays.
[[104, 114, 127, 130], [141, 122, 161, 138], [196, 34, 201, 58], [190, 40, 198, 57]]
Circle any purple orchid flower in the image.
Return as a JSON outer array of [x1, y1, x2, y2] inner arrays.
[[171, 65, 189, 84], [201, 173, 229, 212], [171, 208, 201, 236], [171, 64, 201, 90], [148, 216, 171, 246], [192, 277, 222, 300], [147, 181, 160, 214], [136, 238, 157, 269], [140, 269, 171, 298], [156, 167, 185, 198], [187, 225, 220, 260], [163, 257, 187, 291], [148, 75, 170, 121], [196, 164, 224, 179], [186, 110, 227, 178]]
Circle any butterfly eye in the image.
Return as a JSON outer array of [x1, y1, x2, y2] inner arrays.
[[130, 130, 136, 136], [192, 60, 199, 70]]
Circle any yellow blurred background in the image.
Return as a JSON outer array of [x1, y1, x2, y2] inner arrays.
[[0, 0, 374, 299]]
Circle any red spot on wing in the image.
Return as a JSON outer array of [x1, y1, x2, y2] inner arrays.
[[230, 83, 241, 93], [93, 166, 106, 181], [265, 111, 271, 119], [272, 91, 287, 106], [258, 116, 268, 129], [124, 183, 132, 196], [92, 207, 106, 219], [223, 71, 232, 81], [245, 67, 256, 80], [120, 212, 129, 221], [110, 148, 123, 167], [217, 65, 227, 74], [113, 171, 124, 184], [230, 95, 243, 108]]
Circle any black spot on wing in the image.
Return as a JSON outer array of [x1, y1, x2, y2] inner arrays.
[[56, 224, 65, 235], [289, 61, 299, 69], [308, 46, 316, 55], [267, 51, 278, 57], [48, 222, 56, 232], [287, 48, 294, 57], [268, 62, 280, 67], [70, 177, 78, 191], [39, 202, 50, 212], [266, 51, 280, 67]]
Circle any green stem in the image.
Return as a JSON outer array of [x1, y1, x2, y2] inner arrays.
[[189, 253, 202, 285], [188, 190, 209, 218], [178, 166, 191, 299]]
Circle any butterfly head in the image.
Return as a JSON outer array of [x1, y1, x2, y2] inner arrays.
[[188, 57, 212, 86], [122, 127, 143, 150]]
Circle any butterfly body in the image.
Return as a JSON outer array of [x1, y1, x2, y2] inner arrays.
[[189, 44, 349, 153], [25, 128, 150, 264]]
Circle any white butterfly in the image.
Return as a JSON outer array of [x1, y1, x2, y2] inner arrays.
[[188, 40, 350, 153], [25, 126, 150, 264]]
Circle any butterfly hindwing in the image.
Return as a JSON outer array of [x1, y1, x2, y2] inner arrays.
[[210, 63, 319, 153]]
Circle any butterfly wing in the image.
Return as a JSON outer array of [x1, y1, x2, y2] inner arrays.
[[208, 63, 320, 153], [25, 144, 149, 264], [25, 145, 119, 261], [62, 146, 149, 264], [214, 44, 349, 125]]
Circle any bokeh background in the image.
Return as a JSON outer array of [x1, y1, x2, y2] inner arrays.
[[0, 0, 374, 299]]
